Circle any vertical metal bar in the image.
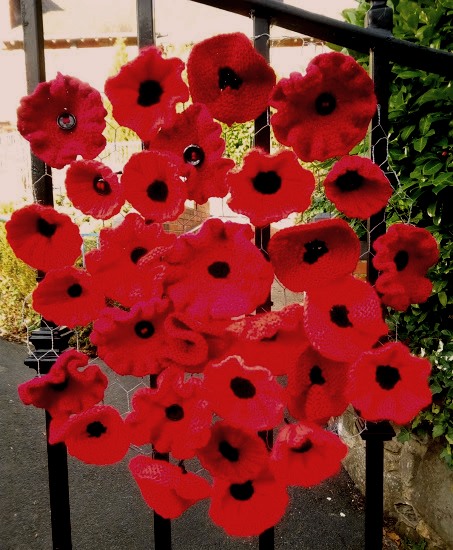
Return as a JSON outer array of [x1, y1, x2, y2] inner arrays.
[[136, 0, 156, 48]]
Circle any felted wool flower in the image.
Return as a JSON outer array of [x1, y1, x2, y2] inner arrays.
[[227, 148, 315, 227], [187, 32, 276, 126], [32, 266, 105, 328], [268, 218, 361, 293], [91, 298, 172, 377], [323, 156, 392, 219], [104, 46, 189, 141], [162, 313, 209, 370], [198, 421, 269, 483], [17, 73, 106, 169], [129, 456, 211, 519], [372, 224, 439, 311], [185, 156, 235, 205], [304, 275, 388, 363], [203, 355, 284, 431], [270, 421, 348, 487], [18, 349, 108, 418], [49, 405, 130, 465], [6, 203, 82, 272], [65, 160, 124, 220], [346, 342, 432, 424], [163, 218, 274, 320], [125, 367, 212, 459], [209, 467, 288, 537], [270, 52, 376, 162]]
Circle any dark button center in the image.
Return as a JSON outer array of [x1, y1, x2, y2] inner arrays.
[[376, 364, 401, 390], [207, 261, 230, 279], [229, 480, 254, 501], [147, 180, 168, 202], [137, 79, 163, 107], [67, 283, 82, 298], [309, 365, 326, 385], [165, 404, 184, 421], [335, 170, 364, 192], [57, 112, 77, 130], [130, 247, 148, 264], [330, 305, 353, 328], [86, 421, 107, 438], [394, 250, 409, 271], [218, 67, 243, 91], [303, 239, 329, 264], [315, 92, 337, 115], [183, 144, 205, 167], [134, 320, 155, 339], [93, 176, 112, 196], [230, 376, 256, 399], [218, 440, 240, 462], [36, 217, 57, 238]]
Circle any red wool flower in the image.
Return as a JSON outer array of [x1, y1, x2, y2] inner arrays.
[[271, 422, 348, 487], [32, 266, 105, 328], [187, 32, 276, 126], [227, 148, 315, 227], [129, 456, 211, 519], [6, 203, 82, 272], [65, 160, 124, 220], [18, 349, 108, 418], [346, 342, 432, 424], [203, 355, 284, 431], [270, 52, 376, 162], [323, 156, 392, 219], [268, 218, 361, 293], [104, 46, 189, 141], [186, 156, 235, 205], [17, 73, 106, 169]]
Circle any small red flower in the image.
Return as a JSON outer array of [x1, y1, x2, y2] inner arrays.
[[185, 156, 235, 205], [187, 32, 276, 126], [268, 218, 361, 293], [32, 266, 105, 328], [6, 203, 82, 272], [346, 342, 432, 424], [129, 456, 211, 519], [323, 156, 392, 219], [163, 312, 209, 370], [203, 355, 284, 431], [17, 73, 106, 169], [65, 160, 124, 220], [227, 148, 315, 227], [105, 46, 189, 140], [270, 52, 376, 162], [18, 349, 108, 418]]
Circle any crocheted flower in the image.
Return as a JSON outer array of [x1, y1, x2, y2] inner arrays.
[[18, 349, 108, 418], [271, 422, 348, 487], [198, 421, 269, 483], [203, 356, 284, 431], [323, 156, 392, 219], [372, 224, 439, 311], [65, 160, 124, 220], [17, 73, 106, 169], [304, 275, 388, 362], [270, 52, 376, 162], [125, 367, 212, 459], [209, 467, 288, 537], [104, 46, 189, 140], [268, 218, 361, 292], [129, 456, 211, 519], [185, 157, 235, 205], [91, 298, 171, 377], [162, 312, 209, 370], [227, 148, 315, 227], [6, 203, 82, 272], [346, 342, 432, 424], [187, 32, 276, 125], [49, 405, 130, 465], [32, 266, 105, 328]]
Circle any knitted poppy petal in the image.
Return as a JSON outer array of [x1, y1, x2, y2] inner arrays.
[[268, 218, 361, 292], [346, 342, 432, 425], [32, 266, 105, 328], [323, 156, 392, 219], [270, 52, 376, 162], [186, 157, 235, 205], [163, 313, 209, 369], [6, 204, 82, 272], [17, 73, 106, 169], [187, 33, 276, 126], [65, 160, 124, 220], [18, 349, 108, 418], [105, 46, 189, 141], [227, 148, 315, 227], [304, 275, 388, 362]]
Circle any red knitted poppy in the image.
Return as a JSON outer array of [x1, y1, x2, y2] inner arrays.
[[270, 52, 376, 162], [347, 342, 432, 424], [323, 156, 392, 219], [162, 312, 209, 370], [187, 33, 276, 126], [17, 73, 106, 169], [6, 204, 82, 272], [186, 156, 235, 205]]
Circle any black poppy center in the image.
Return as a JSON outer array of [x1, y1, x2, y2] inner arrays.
[[218, 67, 243, 91], [394, 250, 409, 271], [230, 376, 256, 399], [57, 112, 77, 130], [330, 305, 353, 328], [36, 217, 57, 238], [67, 283, 82, 298], [229, 480, 254, 501], [137, 79, 163, 107], [86, 421, 107, 438], [252, 171, 282, 195], [183, 144, 205, 167], [208, 261, 230, 279], [291, 439, 313, 453], [303, 239, 329, 265], [50, 379, 69, 392], [309, 365, 326, 386], [218, 440, 240, 462], [130, 247, 148, 264], [147, 180, 168, 202], [335, 170, 365, 192], [376, 364, 401, 390], [315, 92, 337, 115], [165, 404, 184, 421], [134, 320, 155, 339], [93, 176, 112, 196]]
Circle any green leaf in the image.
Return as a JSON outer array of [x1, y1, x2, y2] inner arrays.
[[413, 137, 428, 152], [423, 160, 443, 176], [433, 424, 445, 438], [401, 125, 416, 141], [439, 292, 448, 306]]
